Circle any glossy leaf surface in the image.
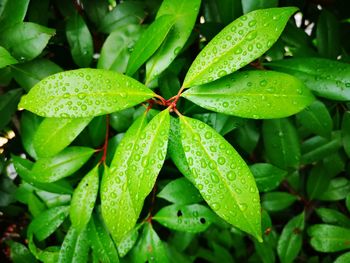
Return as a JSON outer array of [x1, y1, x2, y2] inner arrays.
[[182, 70, 313, 118], [0, 0, 29, 30], [31, 147, 94, 182], [19, 68, 155, 117], [341, 112, 350, 158], [126, 15, 175, 76], [262, 192, 297, 212], [70, 166, 99, 233], [180, 116, 261, 241], [316, 208, 350, 228], [0, 46, 18, 68], [33, 117, 92, 158], [183, 7, 297, 87], [335, 252, 350, 263], [250, 163, 287, 192]]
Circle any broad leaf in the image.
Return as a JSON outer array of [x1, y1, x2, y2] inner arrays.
[[58, 226, 89, 263], [316, 208, 350, 228], [308, 224, 350, 252], [250, 163, 287, 192], [179, 116, 261, 241], [20, 111, 42, 159], [0, 0, 29, 30], [66, 12, 93, 67], [28, 206, 69, 241], [262, 192, 297, 212], [153, 204, 217, 233], [335, 252, 350, 263], [318, 177, 350, 201], [70, 166, 99, 233], [0, 22, 55, 61], [266, 58, 350, 101], [126, 15, 175, 76], [33, 117, 92, 158], [8, 240, 36, 263], [183, 7, 298, 87], [31, 147, 94, 182], [182, 70, 314, 118], [117, 225, 140, 257], [0, 46, 18, 68], [306, 163, 332, 200], [18, 68, 155, 117], [146, 0, 201, 83]]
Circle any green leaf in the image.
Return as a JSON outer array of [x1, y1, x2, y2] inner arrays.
[[0, 89, 22, 130], [234, 120, 260, 154], [277, 212, 304, 263], [157, 177, 203, 205], [117, 225, 140, 257], [101, 110, 170, 243], [28, 192, 46, 217], [66, 12, 93, 67], [28, 206, 69, 241], [27, 234, 59, 262], [31, 146, 94, 182], [266, 58, 350, 101], [242, 0, 278, 13], [262, 192, 297, 212], [0, 22, 55, 61], [0, 46, 18, 68], [318, 177, 350, 201], [18, 68, 155, 117], [182, 70, 313, 118], [342, 111, 350, 158], [20, 112, 42, 159], [335, 252, 350, 263], [179, 116, 261, 241], [154, 204, 217, 233], [8, 240, 36, 263], [146, 0, 201, 83], [250, 163, 287, 192], [316, 208, 350, 228], [262, 118, 300, 169], [296, 100, 332, 138], [12, 59, 62, 92], [110, 108, 135, 133], [33, 117, 92, 158], [70, 166, 99, 233], [58, 226, 89, 263], [126, 15, 175, 76], [0, 0, 29, 30], [308, 224, 350, 252], [183, 7, 298, 87], [97, 24, 143, 73], [87, 214, 120, 263], [306, 163, 332, 200]]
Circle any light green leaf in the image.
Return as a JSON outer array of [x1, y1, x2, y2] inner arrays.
[[70, 166, 99, 233], [58, 226, 89, 263], [308, 224, 350, 252], [146, 0, 201, 83], [262, 118, 300, 169], [0, 46, 18, 68], [250, 163, 287, 192], [262, 192, 297, 212], [33, 117, 92, 158], [126, 15, 175, 76], [97, 24, 143, 73], [277, 212, 304, 263], [0, 22, 55, 61], [179, 116, 261, 241], [183, 7, 298, 87], [18, 68, 155, 117], [266, 58, 350, 101], [27, 234, 59, 262], [87, 214, 120, 263], [66, 12, 94, 67], [0, 0, 29, 30], [117, 225, 140, 257], [153, 204, 217, 233], [28, 206, 69, 241], [31, 147, 95, 182], [182, 70, 314, 118]]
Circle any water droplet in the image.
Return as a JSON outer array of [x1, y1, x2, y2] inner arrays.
[[248, 20, 257, 27], [234, 47, 242, 54], [223, 102, 229, 108], [210, 173, 219, 183], [227, 171, 236, 181], [260, 80, 267, 87], [218, 157, 226, 165], [246, 31, 257, 41], [218, 70, 227, 77], [212, 202, 220, 210], [239, 203, 248, 211]]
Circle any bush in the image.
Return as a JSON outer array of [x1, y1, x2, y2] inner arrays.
[[1, 0, 350, 262]]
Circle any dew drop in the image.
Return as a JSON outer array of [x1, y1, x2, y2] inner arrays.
[[227, 171, 236, 181]]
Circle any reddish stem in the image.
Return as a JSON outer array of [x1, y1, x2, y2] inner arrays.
[[99, 115, 110, 164]]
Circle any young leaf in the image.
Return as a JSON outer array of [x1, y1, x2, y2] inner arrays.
[[28, 206, 69, 241], [153, 204, 217, 233], [182, 70, 314, 118], [70, 165, 99, 233], [87, 214, 120, 263], [262, 192, 297, 212], [179, 116, 261, 241], [250, 163, 287, 192], [0, 22, 55, 61], [117, 225, 140, 257], [31, 147, 94, 182], [0, 0, 29, 30], [277, 212, 305, 263], [33, 117, 92, 158], [58, 226, 89, 263], [18, 68, 155, 117], [266, 58, 350, 101], [262, 118, 300, 169], [0, 46, 18, 68], [183, 7, 298, 87], [145, 0, 201, 83], [126, 15, 175, 76], [308, 224, 350, 252], [66, 12, 94, 67]]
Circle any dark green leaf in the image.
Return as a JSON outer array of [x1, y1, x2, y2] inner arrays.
[[250, 163, 287, 192], [8, 241, 36, 263], [20, 111, 42, 159], [31, 147, 94, 182], [27, 234, 59, 262], [0, 89, 22, 129], [0, 0, 29, 30], [318, 177, 350, 201], [242, 0, 278, 13], [27, 0, 50, 26], [183, 7, 298, 87], [179, 116, 261, 241], [342, 111, 350, 158], [262, 192, 297, 212], [234, 120, 260, 154], [19, 68, 155, 117], [306, 163, 332, 200], [110, 108, 135, 133], [182, 70, 314, 118], [0, 46, 18, 68], [335, 252, 350, 263], [316, 208, 350, 228], [81, 0, 109, 27]]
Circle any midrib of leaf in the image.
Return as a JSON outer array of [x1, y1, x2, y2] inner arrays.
[[284, 230, 300, 260], [41, 91, 154, 100], [185, 92, 309, 99], [181, 117, 258, 237], [90, 221, 108, 259], [34, 207, 68, 240], [305, 109, 325, 131]]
